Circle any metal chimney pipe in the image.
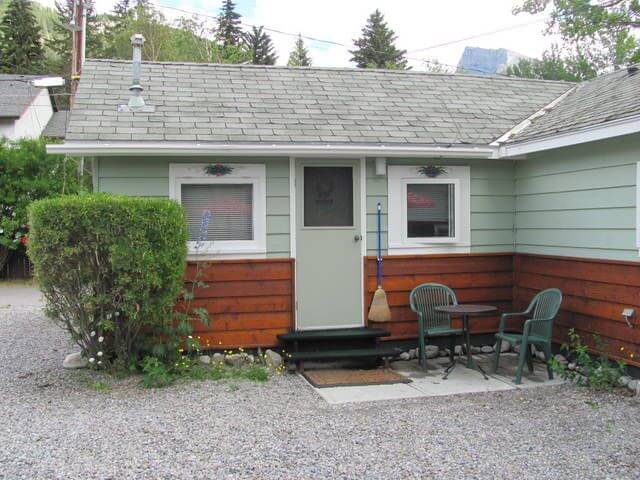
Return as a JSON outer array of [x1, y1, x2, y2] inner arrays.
[[128, 33, 145, 108]]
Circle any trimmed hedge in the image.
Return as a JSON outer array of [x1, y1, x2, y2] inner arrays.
[[28, 193, 188, 367]]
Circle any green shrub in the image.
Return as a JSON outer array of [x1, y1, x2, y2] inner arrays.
[[0, 137, 81, 271], [550, 328, 626, 391], [28, 193, 188, 368]]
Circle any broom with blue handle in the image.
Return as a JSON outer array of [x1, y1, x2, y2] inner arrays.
[[367, 202, 391, 323]]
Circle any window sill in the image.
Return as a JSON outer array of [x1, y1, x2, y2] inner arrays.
[[388, 243, 471, 255], [187, 250, 267, 261]]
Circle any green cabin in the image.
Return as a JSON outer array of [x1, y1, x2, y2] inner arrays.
[[49, 54, 640, 367]]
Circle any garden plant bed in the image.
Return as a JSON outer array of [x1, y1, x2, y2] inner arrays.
[[1, 302, 640, 479]]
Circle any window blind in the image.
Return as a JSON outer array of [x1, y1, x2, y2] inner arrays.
[[406, 183, 455, 237], [181, 184, 253, 242]]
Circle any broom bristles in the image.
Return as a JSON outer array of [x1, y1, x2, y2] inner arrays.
[[368, 286, 391, 323]]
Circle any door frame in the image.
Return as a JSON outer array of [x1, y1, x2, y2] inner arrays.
[[289, 156, 367, 330]]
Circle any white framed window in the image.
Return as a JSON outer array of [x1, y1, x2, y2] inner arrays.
[[388, 165, 470, 254], [169, 163, 266, 257]]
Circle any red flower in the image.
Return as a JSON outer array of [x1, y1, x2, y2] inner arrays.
[[20, 235, 28, 245]]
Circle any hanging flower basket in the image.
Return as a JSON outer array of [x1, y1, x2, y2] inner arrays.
[[417, 165, 447, 178], [204, 164, 234, 176]]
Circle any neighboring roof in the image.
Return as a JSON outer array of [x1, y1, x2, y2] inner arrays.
[[0, 74, 46, 119], [66, 59, 572, 146], [42, 110, 69, 139], [508, 65, 640, 143]]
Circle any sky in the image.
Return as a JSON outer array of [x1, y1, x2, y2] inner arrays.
[[35, 0, 559, 70]]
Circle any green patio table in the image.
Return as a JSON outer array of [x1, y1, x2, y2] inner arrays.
[[435, 304, 497, 380]]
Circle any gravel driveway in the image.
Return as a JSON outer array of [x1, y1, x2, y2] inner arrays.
[[1, 305, 639, 479]]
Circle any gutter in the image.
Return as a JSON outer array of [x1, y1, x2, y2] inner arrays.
[[498, 113, 640, 158], [46, 141, 498, 159]]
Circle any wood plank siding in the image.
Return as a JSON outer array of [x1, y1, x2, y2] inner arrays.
[[183, 258, 294, 349], [185, 253, 640, 369], [364, 253, 514, 340], [513, 254, 640, 368]]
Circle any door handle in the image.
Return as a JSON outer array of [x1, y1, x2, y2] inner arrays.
[[354, 234, 363, 242]]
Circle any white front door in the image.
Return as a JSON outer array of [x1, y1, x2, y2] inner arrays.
[[295, 159, 363, 330]]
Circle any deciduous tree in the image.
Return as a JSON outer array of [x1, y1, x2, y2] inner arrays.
[[515, 0, 640, 69], [506, 44, 597, 81]]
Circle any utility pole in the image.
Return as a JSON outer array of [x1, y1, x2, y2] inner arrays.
[[69, 0, 86, 106]]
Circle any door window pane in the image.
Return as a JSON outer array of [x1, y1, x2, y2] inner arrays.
[[407, 183, 455, 238], [304, 167, 353, 227], [181, 184, 253, 241]]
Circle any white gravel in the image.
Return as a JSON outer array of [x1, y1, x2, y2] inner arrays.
[[1, 305, 639, 479]]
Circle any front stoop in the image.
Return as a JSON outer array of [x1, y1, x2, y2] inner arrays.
[[278, 327, 401, 371]]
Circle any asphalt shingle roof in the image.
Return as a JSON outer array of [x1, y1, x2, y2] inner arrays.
[[509, 65, 640, 143], [66, 59, 573, 145], [42, 111, 69, 139], [0, 74, 45, 119]]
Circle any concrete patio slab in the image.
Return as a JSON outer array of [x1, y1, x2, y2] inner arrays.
[[407, 367, 513, 396], [307, 353, 566, 405], [315, 382, 426, 404], [477, 352, 567, 389]]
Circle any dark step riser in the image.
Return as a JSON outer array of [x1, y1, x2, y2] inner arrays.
[[285, 338, 378, 352]]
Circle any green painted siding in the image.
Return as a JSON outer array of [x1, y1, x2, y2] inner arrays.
[[94, 133, 640, 263], [96, 156, 291, 257], [365, 158, 515, 255], [515, 133, 640, 261]]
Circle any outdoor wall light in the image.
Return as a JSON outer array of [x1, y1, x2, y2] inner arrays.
[[375, 157, 387, 175], [622, 308, 635, 328]]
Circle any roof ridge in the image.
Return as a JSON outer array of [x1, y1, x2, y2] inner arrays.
[[83, 58, 575, 85]]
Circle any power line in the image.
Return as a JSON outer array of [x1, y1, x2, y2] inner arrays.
[[150, 1, 515, 75], [152, 2, 355, 47], [406, 19, 546, 53]]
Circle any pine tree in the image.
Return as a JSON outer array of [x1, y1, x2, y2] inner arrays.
[[349, 9, 407, 70], [0, 0, 45, 74], [243, 26, 277, 65], [287, 34, 311, 67], [216, 0, 242, 47]]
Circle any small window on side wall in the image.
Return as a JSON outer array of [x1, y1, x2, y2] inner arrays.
[[169, 163, 266, 257], [388, 165, 470, 255]]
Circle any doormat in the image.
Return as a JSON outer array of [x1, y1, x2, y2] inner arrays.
[[302, 368, 411, 388]]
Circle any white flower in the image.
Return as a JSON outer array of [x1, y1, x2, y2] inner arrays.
[[97, 361, 103, 366], [90, 331, 96, 337], [88, 357, 95, 363], [98, 336, 104, 343], [97, 351, 103, 357], [188, 335, 193, 339], [114, 312, 120, 317], [0, 229, 3, 234]]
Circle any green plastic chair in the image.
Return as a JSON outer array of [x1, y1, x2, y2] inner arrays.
[[409, 283, 463, 373], [493, 288, 563, 384]]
